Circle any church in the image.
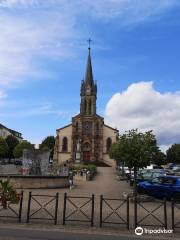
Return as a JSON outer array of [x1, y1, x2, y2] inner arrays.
[[53, 46, 119, 166]]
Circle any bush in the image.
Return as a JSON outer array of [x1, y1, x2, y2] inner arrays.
[[71, 164, 97, 173], [0, 180, 20, 208]]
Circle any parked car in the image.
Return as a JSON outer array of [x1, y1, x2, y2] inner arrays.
[[166, 165, 180, 176], [137, 176, 180, 200], [130, 169, 166, 185], [146, 164, 163, 170]]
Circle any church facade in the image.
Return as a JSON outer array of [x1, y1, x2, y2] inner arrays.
[[54, 48, 119, 166]]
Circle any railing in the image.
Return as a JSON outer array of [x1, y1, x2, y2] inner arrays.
[[100, 195, 129, 229], [0, 191, 178, 231], [134, 196, 167, 229], [0, 191, 23, 223], [63, 193, 94, 226], [172, 198, 180, 231], [26, 192, 59, 225]]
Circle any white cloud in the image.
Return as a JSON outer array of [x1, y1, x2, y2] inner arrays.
[[105, 82, 180, 147], [0, 7, 78, 87], [0, 0, 179, 87], [0, 100, 75, 119], [82, 0, 179, 24]]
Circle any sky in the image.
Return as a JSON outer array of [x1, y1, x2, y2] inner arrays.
[[0, 0, 180, 151]]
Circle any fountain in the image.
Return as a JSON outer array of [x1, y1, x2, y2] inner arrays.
[[0, 149, 69, 189]]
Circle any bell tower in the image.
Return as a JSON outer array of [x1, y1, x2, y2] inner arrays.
[[72, 41, 104, 163], [80, 45, 97, 116]]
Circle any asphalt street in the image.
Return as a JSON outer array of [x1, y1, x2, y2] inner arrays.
[[0, 227, 159, 240]]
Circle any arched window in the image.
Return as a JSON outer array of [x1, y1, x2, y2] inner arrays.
[[84, 99, 87, 114], [76, 122, 78, 132], [96, 123, 99, 132], [89, 100, 91, 115], [62, 137, 68, 152], [106, 137, 112, 152]]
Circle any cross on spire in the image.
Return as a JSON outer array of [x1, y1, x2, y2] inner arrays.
[[87, 38, 92, 50]]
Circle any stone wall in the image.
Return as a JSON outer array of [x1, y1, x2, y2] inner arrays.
[[0, 164, 21, 175], [0, 175, 69, 189]]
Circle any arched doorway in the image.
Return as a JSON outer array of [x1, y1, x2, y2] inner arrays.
[[83, 142, 91, 162]]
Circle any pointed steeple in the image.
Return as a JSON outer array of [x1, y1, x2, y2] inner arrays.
[[85, 47, 94, 86], [80, 42, 97, 115]]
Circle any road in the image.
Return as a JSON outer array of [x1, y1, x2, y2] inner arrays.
[[0, 227, 154, 240]]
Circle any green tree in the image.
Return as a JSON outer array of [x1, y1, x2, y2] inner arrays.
[[109, 129, 158, 194], [109, 142, 121, 163], [39, 136, 55, 159], [39, 136, 55, 150], [13, 141, 34, 158], [152, 149, 166, 166], [0, 137, 9, 159], [166, 144, 180, 164], [5, 135, 19, 160]]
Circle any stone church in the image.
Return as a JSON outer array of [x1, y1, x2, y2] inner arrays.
[[54, 47, 119, 166]]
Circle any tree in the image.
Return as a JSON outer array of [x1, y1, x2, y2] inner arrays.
[[152, 149, 166, 166], [109, 142, 121, 163], [109, 129, 158, 194], [166, 144, 180, 164], [39, 136, 55, 159], [13, 141, 34, 158], [5, 135, 19, 160], [0, 137, 9, 159], [39, 136, 55, 150]]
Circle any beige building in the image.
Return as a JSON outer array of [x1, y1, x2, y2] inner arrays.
[[0, 123, 23, 141], [54, 47, 119, 166]]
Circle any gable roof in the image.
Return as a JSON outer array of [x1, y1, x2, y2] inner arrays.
[[104, 124, 119, 132], [56, 123, 72, 131], [0, 123, 22, 138]]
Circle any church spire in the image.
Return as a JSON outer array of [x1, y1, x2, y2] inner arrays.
[[80, 40, 97, 116], [85, 39, 94, 86]]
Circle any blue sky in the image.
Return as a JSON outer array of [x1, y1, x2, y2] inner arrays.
[[0, 0, 180, 150]]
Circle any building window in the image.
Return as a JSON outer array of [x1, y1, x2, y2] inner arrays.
[[106, 137, 112, 152], [95, 123, 99, 133], [62, 137, 68, 152], [76, 122, 78, 132], [89, 100, 91, 115], [83, 122, 92, 134], [83, 142, 91, 151]]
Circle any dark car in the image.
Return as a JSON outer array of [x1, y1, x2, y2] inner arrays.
[[130, 169, 166, 185], [137, 176, 180, 200]]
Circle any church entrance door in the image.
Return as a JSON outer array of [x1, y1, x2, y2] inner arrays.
[[83, 151, 90, 161]]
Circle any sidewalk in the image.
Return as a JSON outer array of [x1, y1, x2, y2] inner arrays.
[[0, 222, 179, 240]]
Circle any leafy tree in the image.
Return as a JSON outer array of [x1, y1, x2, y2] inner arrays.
[[152, 149, 166, 166], [109, 129, 158, 194], [0, 137, 9, 159], [109, 142, 121, 163], [39, 136, 55, 159], [166, 144, 180, 164], [13, 141, 34, 158], [39, 136, 55, 150], [5, 135, 19, 159]]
